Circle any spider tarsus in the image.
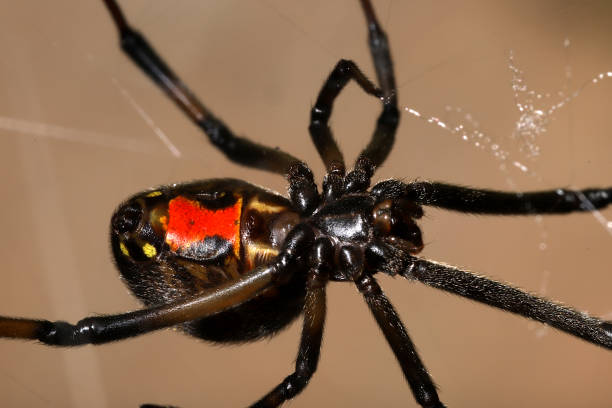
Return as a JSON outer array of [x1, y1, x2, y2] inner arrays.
[[358, 0, 379, 31], [102, 0, 129, 32]]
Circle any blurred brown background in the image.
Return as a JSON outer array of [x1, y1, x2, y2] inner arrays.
[[1, 1, 611, 407]]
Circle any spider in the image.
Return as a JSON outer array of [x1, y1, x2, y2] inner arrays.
[[1, 1, 611, 407]]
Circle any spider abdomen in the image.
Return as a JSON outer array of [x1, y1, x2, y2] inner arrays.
[[110, 178, 306, 342]]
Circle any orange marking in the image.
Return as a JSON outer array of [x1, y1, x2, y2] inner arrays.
[[166, 196, 242, 257], [159, 215, 168, 229]]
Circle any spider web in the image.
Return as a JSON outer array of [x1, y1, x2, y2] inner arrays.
[[402, 43, 612, 236], [1, 2, 610, 407], [401, 39, 612, 340]]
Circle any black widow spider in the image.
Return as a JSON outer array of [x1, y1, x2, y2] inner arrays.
[[1, 1, 611, 407]]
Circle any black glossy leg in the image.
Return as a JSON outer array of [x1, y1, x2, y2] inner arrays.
[[0, 264, 277, 346], [102, 0, 302, 175], [372, 180, 612, 215], [340, 0, 400, 194], [403, 257, 612, 349], [354, 0, 400, 170], [355, 273, 445, 408], [310, 59, 380, 173], [252, 239, 330, 408], [0, 224, 315, 346]]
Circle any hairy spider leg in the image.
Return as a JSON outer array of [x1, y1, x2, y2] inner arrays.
[[403, 257, 612, 350], [410, 182, 612, 215], [367, 180, 612, 349], [357, 273, 446, 408], [339, 243, 445, 408], [251, 238, 331, 408], [371, 180, 612, 215]]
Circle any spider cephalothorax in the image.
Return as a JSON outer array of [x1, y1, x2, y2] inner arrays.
[[1, 1, 610, 407]]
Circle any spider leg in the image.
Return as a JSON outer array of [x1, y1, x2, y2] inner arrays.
[[310, 59, 384, 200], [354, 0, 400, 171], [356, 273, 445, 408], [0, 224, 314, 346], [250, 272, 326, 408], [338, 245, 444, 408], [310, 59, 380, 174], [403, 257, 612, 349], [251, 238, 331, 408], [102, 0, 302, 175], [340, 0, 400, 195], [372, 180, 612, 215], [0, 264, 276, 346]]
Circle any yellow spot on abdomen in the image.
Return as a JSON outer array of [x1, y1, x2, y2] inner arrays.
[[146, 191, 162, 197], [142, 243, 157, 258], [248, 197, 286, 214], [119, 242, 129, 257]]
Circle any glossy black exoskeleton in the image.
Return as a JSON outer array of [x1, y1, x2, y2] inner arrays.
[[1, 1, 611, 408]]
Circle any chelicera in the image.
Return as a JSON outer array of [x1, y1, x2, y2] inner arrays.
[[1, 1, 611, 407]]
